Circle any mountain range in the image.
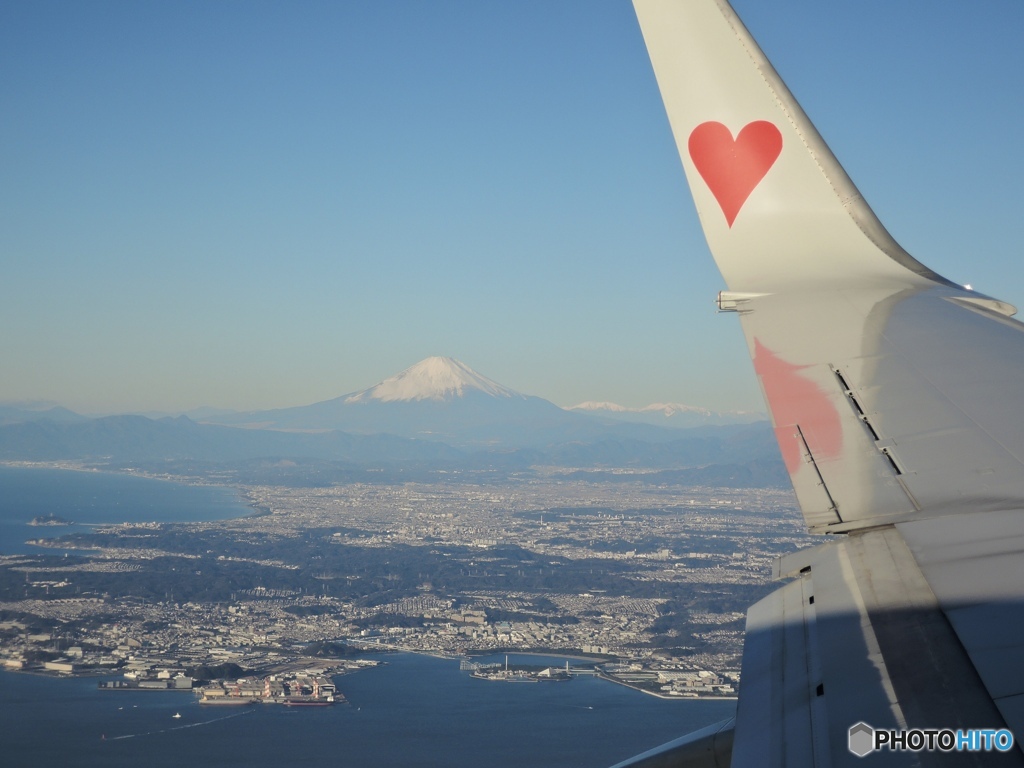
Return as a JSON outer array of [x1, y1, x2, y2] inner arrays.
[[0, 357, 782, 484], [202, 357, 760, 446]]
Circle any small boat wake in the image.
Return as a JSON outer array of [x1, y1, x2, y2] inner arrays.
[[104, 709, 253, 741]]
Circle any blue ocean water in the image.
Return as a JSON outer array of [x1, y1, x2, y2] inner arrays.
[[0, 467, 736, 766], [1, 654, 735, 768], [0, 466, 253, 554]]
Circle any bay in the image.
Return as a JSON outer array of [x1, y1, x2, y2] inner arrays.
[[0, 466, 253, 554], [0, 653, 735, 767]]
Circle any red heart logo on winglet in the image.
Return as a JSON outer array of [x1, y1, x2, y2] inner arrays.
[[688, 121, 783, 227]]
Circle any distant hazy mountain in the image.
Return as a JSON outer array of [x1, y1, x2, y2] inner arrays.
[[126, 406, 241, 421], [0, 413, 784, 485], [567, 401, 763, 428], [0, 401, 89, 426], [0, 358, 782, 483], [204, 357, 684, 448]]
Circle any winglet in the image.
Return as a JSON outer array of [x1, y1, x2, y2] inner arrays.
[[633, 0, 952, 293]]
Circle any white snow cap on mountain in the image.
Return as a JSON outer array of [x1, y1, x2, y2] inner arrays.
[[346, 357, 521, 403], [567, 401, 763, 425], [570, 401, 630, 413], [639, 402, 712, 417]]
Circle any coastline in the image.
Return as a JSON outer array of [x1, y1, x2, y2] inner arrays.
[[2, 464, 742, 708], [0, 463, 260, 532], [0, 460, 262, 516], [468, 649, 612, 664], [596, 672, 738, 701]]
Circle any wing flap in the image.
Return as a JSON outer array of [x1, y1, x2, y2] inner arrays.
[[731, 578, 822, 766], [899, 510, 1024, 736], [739, 530, 1022, 766], [606, 718, 734, 768]]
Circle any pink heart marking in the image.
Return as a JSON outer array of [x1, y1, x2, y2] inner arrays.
[[688, 121, 782, 227], [752, 340, 842, 475]]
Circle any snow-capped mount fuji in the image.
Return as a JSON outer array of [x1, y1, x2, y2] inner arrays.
[[207, 357, 583, 447], [345, 357, 522, 403], [204, 356, 768, 449]]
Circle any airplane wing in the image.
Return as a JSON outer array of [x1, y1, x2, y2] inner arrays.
[[616, 1, 1024, 765]]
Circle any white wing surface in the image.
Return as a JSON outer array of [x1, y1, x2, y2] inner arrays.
[[619, 0, 1024, 765]]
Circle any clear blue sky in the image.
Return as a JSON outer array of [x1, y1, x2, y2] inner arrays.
[[3, 1, 1023, 415]]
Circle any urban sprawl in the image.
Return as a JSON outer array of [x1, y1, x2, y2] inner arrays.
[[0, 469, 810, 700]]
